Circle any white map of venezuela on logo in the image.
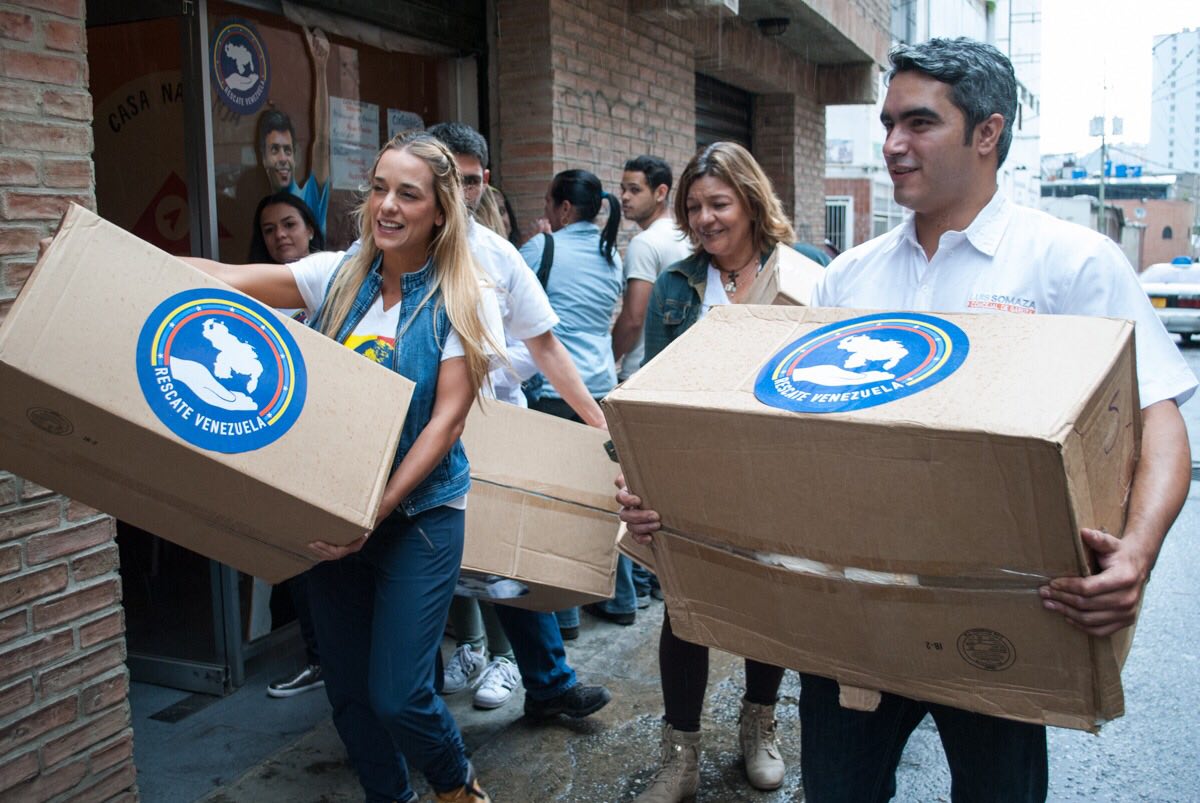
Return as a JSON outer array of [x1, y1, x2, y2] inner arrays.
[[169, 319, 264, 411], [790, 334, 908, 387]]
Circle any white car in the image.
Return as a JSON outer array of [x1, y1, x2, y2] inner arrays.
[[1140, 263, 1200, 342]]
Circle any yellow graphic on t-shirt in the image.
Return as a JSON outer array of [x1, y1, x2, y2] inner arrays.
[[344, 333, 395, 366]]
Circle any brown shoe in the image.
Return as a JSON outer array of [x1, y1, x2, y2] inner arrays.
[[434, 763, 491, 802]]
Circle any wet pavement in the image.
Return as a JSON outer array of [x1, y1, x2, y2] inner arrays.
[[184, 344, 1200, 802]]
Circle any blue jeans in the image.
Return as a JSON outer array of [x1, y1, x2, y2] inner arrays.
[[308, 507, 470, 802], [492, 606, 577, 701], [632, 562, 659, 596], [285, 569, 318, 665], [593, 554, 637, 615], [798, 673, 1047, 803], [555, 606, 579, 630]]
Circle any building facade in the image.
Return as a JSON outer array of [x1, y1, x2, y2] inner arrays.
[[1149, 27, 1200, 175], [0, 0, 890, 795], [823, 0, 1042, 252]]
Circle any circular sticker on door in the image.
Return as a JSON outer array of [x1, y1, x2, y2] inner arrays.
[[136, 288, 307, 454], [210, 18, 270, 115], [754, 312, 969, 413]]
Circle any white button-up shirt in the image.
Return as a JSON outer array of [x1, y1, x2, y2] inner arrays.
[[813, 192, 1197, 408]]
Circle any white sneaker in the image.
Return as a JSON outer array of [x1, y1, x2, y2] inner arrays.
[[472, 657, 521, 710], [442, 643, 486, 695]]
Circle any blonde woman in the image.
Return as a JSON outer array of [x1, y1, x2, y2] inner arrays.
[[185, 131, 501, 803], [625, 142, 796, 802]]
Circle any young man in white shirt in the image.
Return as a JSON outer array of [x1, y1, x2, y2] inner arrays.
[[586, 156, 693, 626], [427, 123, 612, 720], [613, 155, 692, 382], [620, 37, 1194, 802]]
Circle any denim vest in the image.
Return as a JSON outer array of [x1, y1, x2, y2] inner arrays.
[[312, 251, 470, 516], [643, 251, 708, 364], [643, 250, 770, 364]]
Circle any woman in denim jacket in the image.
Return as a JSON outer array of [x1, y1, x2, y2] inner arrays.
[[625, 143, 797, 803], [186, 132, 502, 803]]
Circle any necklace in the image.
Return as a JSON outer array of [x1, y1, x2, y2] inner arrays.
[[718, 254, 760, 294]]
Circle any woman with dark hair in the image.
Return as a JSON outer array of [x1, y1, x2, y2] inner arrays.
[[517, 169, 623, 420], [494, 185, 523, 247], [517, 169, 623, 637], [248, 191, 326, 265], [618, 142, 796, 802]]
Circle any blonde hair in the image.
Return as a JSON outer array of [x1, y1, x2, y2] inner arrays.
[[474, 184, 506, 237], [674, 141, 796, 257], [315, 131, 496, 398]]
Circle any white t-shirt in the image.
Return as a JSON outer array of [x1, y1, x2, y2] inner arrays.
[[468, 219, 559, 405], [289, 250, 507, 509], [813, 191, 1197, 409], [701, 263, 731, 317], [619, 216, 692, 379]]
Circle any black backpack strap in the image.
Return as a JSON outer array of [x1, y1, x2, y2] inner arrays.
[[536, 233, 554, 288]]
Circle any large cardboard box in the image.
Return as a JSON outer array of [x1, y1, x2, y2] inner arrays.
[[743, 243, 825, 306], [460, 399, 621, 611], [0, 205, 413, 583], [603, 304, 1140, 731]]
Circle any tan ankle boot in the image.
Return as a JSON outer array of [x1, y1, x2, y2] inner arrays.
[[634, 723, 701, 802], [739, 699, 785, 790]]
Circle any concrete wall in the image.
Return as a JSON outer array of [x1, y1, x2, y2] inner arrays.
[[0, 1, 136, 799]]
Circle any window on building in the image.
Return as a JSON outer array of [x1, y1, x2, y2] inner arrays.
[[871, 182, 904, 238], [890, 0, 916, 44], [1163, 226, 1174, 240], [825, 196, 852, 252]]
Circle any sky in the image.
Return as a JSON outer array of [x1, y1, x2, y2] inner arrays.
[[1039, 0, 1200, 156]]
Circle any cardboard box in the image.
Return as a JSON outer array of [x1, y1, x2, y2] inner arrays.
[[743, 243, 825, 306], [0, 205, 413, 583], [459, 399, 621, 611], [603, 304, 1140, 731]]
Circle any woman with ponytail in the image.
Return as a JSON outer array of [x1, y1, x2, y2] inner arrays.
[[517, 168, 623, 636], [183, 131, 502, 803], [517, 169, 623, 417]]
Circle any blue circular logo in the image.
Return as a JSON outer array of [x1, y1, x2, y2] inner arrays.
[[136, 289, 307, 453], [754, 312, 969, 414], [211, 19, 269, 115]]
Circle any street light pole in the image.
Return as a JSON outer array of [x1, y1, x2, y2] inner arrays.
[[1098, 126, 1107, 238]]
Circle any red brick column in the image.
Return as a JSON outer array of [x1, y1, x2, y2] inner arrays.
[[0, 1, 136, 800]]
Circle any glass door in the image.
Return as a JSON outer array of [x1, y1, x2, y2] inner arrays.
[[88, 0, 236, 695]]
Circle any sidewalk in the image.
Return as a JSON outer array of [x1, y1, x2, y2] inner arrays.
[[195, 601, 807, 802]]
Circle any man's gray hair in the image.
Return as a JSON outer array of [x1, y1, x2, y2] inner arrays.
[[888, 37, 1018, 167]]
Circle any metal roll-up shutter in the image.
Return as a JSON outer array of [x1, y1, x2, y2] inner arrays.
[[695, 73, 753, 152]]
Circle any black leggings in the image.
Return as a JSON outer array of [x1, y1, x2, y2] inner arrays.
[[660, 608, 785, 732]]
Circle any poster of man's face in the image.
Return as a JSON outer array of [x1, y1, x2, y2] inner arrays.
[[263, 129, 294, 190]]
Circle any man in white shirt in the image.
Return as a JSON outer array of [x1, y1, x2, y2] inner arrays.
[[427, 123, 612, 721], [588, 156, 692, 624], [806, 38, 1195, 802], [613, 155, 692, 382], [621, 37, 1195, 802]]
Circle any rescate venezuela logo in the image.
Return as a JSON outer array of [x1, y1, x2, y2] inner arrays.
[[136, 288, 307, 453], [211, 19, 269, 115], [754, 312, 969, 414]]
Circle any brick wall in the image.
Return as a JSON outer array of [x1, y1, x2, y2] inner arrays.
[[0, 2, 136, 800], [493, 2, 855, 251], [495, 0, 696, 234]]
